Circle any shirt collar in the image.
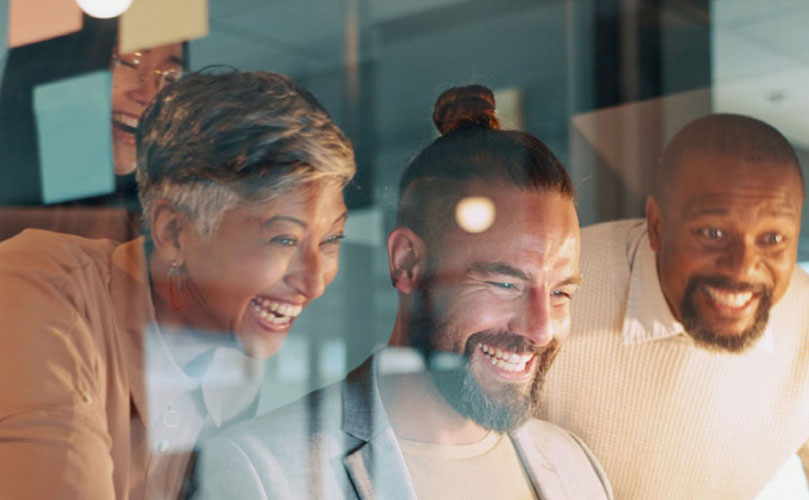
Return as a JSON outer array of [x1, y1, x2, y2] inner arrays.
[[145, 325, 263, 428], [621, 229, 774, 353]]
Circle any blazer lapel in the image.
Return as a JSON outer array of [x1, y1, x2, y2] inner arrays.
[[510, 426, 565, 500], [343, 430, 418, 500], [341, 355, 418, 500]]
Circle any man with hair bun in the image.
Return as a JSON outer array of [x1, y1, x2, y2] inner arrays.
[[541, 113, 809, 499], [197, 85, 613, 499]]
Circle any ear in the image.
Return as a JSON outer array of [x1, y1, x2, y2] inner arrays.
[[645, 195, 663, 253], [150, 199, 191, 264], [387, 227, 427, 294]]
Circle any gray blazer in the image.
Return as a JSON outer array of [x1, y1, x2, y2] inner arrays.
[[196, 356, 613, 500]]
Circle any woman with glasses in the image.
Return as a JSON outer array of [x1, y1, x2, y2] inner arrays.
[[0, 69, 356, 499], [110, 45, 184, 176], [0, 16, 184, 205]]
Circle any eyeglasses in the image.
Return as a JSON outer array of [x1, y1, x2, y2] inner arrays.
[[112, 52, 183, 91]]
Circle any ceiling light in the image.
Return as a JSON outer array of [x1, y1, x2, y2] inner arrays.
[[75, 0, 132, 19]]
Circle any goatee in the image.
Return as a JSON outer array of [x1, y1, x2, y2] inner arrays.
[[680, 274, 772, 353]]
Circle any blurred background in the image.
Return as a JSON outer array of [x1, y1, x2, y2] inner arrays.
[[0, 0, 807, 411]]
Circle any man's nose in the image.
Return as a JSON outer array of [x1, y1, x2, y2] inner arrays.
[[718, 238, 760, 282], [508, 288, 553, 347]]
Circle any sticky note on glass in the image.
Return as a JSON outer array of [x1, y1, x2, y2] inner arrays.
[[119, 0, 208, 54], [33, 71, 115, 204], [8, 0, 83, 48]]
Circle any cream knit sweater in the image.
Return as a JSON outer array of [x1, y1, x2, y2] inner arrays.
[[541, 219, 809, 499]]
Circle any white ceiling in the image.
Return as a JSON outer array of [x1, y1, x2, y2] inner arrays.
[[191, 0, 471, 75], [712, 0, 809, 148]]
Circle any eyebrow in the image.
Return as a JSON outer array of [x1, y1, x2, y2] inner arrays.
[[166, 55, 184, 67], [262, 211, 348, 229], [468, 262, 530, 281], [555, 274, 583, 287], [689, 206, 798, 219]]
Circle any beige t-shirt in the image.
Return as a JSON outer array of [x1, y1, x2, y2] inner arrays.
[[399, 431, 537, 500]]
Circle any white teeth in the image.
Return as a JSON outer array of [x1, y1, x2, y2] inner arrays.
[[251, 297, 303, 325], [705, 287, 753, 308], [258, 308, 292, 325], [112, 113, 138, 128], [478, 343, 533, 372]]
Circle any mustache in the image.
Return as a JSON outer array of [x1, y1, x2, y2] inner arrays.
[[687, 274, 770, 295], [465, 331, 558, 357]]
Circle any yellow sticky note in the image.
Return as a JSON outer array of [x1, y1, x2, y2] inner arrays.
[[8, 0, 83, 48], [119, 0, 208, 54]]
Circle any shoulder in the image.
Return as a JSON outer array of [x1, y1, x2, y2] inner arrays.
[[202, 378, 349, 465], [789, 265, 809, 294], [513, 419, 613, 499], [779, 265, 809, 327], [197, 380, 354, 499], [580, 219, 646, 265], [0, 229, 118, 280], [573, 219, 645, 318], [581, 218, 645, 244], [515, 418, 597, 456]]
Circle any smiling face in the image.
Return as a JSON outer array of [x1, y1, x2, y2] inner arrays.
[[175, 181, 347, 358], [111, 44, 183, 175], [406, 183, 580, 430], [648, 151, 804, 352]]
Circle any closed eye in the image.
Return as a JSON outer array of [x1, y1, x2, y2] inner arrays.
[[321, 234, 345, 247], [271, 236, 297, 247], [486, 281, 516, 289]]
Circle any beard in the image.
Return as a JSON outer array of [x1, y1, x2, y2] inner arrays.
[[680, 274, 772, 353], [408, 285, 561, 432]]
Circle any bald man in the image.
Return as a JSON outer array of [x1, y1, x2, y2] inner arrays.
[[541, 114, 809, 499]]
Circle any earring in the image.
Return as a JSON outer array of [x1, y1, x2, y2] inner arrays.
[[167, 260, 186, 311]]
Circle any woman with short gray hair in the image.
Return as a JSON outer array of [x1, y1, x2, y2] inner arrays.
[[0, 69, 355, 499]]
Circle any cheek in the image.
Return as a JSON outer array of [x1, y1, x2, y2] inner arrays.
[[202, 251, 286, 297], [445, 293, 511, 333], [552, 305, 572, 337], [110, 73, 134, 104], [322, 254, 341, 287], [242, 255, 289, 289], [769, 254, 798, 299], [662, 242, 713, 283]]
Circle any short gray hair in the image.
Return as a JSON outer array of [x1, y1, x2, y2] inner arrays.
[[136, 69, 356, 237]]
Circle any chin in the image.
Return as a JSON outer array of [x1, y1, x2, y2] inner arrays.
[[241, 334, 287, 360]]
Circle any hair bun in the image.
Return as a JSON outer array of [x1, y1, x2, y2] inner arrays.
[[433, 84, 500, 135]]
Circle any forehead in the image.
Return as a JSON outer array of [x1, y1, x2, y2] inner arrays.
[[225, 182, 346, 224], [668, 152, 804, 219], [438, 184, 580, 271]]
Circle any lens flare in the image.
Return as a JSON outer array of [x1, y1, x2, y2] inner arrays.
[[455, 196, 496, 233]]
